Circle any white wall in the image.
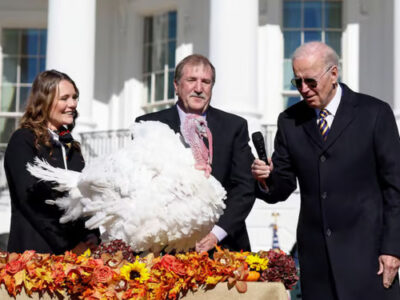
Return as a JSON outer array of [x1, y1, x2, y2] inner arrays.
[[357, 0, 394, 106]]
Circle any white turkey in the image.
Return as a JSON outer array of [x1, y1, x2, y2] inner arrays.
[[27, 119, 226, 253]]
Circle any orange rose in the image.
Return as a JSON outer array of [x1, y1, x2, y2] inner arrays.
[[93, 266, 114, 284], [5, 260, 24, 274], [19, 250, 36, 264], [159, 255, 186, 276]]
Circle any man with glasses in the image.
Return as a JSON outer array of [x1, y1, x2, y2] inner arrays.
[[252, 41, 400, 300]]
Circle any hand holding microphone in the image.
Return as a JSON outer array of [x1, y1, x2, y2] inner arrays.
[[251, 132, 273, 189]]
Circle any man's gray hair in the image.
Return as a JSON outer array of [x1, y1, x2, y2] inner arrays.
[[292, 41, 339, 68], [174, 54, 216, 85]]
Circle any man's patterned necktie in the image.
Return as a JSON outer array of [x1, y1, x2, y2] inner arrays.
[[318, 109, 330, 140]]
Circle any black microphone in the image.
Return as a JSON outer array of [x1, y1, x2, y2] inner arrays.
[[252, 131, 269, 165]]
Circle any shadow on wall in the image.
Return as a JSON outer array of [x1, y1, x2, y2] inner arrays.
[[93, 0, 144, 107]]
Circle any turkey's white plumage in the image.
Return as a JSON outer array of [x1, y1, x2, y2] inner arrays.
[[27, 121, 226, 253]]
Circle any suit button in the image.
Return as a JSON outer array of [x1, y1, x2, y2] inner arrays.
[[326, 229, 332, 237], [321, 192, 327, 199], [320, 155, 326, 162]]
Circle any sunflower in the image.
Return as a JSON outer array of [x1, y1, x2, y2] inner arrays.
[[120, 260, 150, 283], [245, 254, 269, 271]]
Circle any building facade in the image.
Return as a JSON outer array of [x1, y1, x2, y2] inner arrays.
[[0, 0, 399, 253]]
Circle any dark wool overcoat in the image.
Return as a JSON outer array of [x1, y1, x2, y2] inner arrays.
[[4, 128, 99, 254], [258, 84, 400, 300]]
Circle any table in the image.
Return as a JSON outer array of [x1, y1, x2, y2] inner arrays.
[[0, 282, 288, 299], [183, 282, 288, 300]]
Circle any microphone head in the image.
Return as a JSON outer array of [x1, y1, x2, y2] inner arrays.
[[251, 131, 268, 164], [252, 131, 264, 143]]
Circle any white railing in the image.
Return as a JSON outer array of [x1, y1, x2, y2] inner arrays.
[[79, 124, 278, 162], [0, 150, 7, 192], [79, 129, 131, 163]]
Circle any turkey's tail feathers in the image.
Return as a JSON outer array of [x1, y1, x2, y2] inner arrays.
[[27, 157, 84, 223], [27, 157, 81, 191]]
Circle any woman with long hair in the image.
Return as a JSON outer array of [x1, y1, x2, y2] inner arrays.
[[4, 70, 99, 254]]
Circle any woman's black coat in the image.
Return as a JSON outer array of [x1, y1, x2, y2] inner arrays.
[[4, 128, 99, 254]]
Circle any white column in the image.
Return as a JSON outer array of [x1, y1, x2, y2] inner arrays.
[[342, 0, 359, 92], [258, 0, 284, 125], [342, 23, 359, 92], [209, 0, 260, 132], [394, 0, 400, 126], [46, 0, 96, 132]]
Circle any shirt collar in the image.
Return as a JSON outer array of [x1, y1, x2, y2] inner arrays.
[[176, 102, 207, 124], [48, 128, 59, 140], [315, 84, 342, 117]]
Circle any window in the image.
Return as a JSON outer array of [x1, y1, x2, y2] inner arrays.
[[143, 11, 177, 113], [0, 28, 47, 149], [282, 0, 342, 107]]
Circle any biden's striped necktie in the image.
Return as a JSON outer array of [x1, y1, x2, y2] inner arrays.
[[318, 109, 330, 140]]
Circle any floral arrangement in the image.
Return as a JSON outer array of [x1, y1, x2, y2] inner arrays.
[[0, 240, 298, 299]]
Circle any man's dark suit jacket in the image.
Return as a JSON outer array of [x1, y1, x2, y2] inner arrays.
[[136, 105, 255, 251], [4, 128, 100, 254], [258, 84, 400, 300]]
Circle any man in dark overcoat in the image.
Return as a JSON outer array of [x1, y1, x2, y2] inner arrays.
[[136, 54, 255, 252], [252, 41, 400, 300]]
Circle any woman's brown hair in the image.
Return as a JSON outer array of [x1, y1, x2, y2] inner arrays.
[[19, 70, 80, 150]]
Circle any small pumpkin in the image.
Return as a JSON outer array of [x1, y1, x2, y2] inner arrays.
[[246, 271, 261, 281]]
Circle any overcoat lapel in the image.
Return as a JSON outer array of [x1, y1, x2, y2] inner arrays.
[[302, 106, 324, 149], [205, 106, 218, 135], [168, 105, 182, 133], [323, 84, 357, 150], [301, 84, 357, 151]]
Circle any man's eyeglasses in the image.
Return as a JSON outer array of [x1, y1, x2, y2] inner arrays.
[[291, 65, 334, 89]]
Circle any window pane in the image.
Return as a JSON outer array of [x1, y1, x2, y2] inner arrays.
[[39, 57, 46, 72], [325, 2, 342, 28], [2, 29, 19, 54], [152, 42, 166, 71], [283, 1, 301, 28], [285, 96, 301, 108], [1, 84, 16, 112], [145, 75, 151, 103], [168, 11, 177, 39], [155, 73, 164, 101], [144, 17, 153, 44], [326, 31, 341, 56], [39, 29, 47, 56], [168, 41, 176, 68], [143, 45, 152, 73], [21, 29, 39, 56], [143, 11, 177, 105], [2, 57, 18, 83], [153, 14, 168, 42], [304, 2, 322, 28], [284, 31, 301, 58], [19, 87, 31, 112], [21, 57, 38, 83], [168, 70, 174, 99], [0, 117, 16, 144], [304, 31, 321, 42], [283, 59, 296, 90]]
